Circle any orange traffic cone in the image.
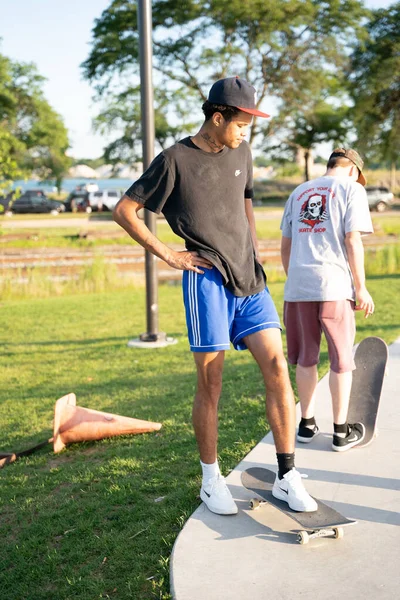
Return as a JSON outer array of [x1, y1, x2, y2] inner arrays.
[[53, 393, 162, 453]]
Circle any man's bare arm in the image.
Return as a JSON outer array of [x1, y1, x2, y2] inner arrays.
[[113, 195, 213, 273], [244, 197, 260, 261], [280, 236, 292, 275], [345, 231, 374, 317]]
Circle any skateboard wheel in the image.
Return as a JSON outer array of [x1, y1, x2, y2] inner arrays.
[[297, 531, 309, 545], [333, 527, 344, 539], [249, 498, 260, 510]]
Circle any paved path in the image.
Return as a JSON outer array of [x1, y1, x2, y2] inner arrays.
[[170, 338, 400, 600], [2, 208, 400, 229], [0, 216, 119, 229]]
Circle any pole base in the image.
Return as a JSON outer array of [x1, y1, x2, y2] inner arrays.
[[127, 332, 177, 349]]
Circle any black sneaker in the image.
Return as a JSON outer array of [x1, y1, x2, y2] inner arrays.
[[297, 422, 320, 443], [332, 422, 365, 452]]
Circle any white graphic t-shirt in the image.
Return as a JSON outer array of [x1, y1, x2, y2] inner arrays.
[[280, 175, 373, 301]]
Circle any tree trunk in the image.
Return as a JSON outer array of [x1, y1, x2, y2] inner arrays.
[[390, 161, 396, 192], [304, 149, 310, 181], [56, 176, 63, 195]]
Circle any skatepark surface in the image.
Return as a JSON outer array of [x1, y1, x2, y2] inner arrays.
[[170, 338, 400, 600]]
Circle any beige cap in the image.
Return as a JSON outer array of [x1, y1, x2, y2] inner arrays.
[[329, 148, 366, 186]]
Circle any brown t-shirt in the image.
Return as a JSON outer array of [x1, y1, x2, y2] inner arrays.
[[125, 137, 266, 297]]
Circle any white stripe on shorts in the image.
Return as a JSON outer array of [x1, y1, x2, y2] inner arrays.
[[232, 321, 281, 345], [189, 271, 200, 346]]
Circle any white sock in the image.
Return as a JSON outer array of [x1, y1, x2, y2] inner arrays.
[[200, 460, 220, 485]]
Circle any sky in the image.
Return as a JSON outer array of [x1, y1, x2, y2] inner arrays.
[[0, 0, 395, 160]]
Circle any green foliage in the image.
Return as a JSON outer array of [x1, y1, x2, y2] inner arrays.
[[254, 155, 271, 167], [350, 3, 400, 170], [0, 51, 71, 192], [0, 129, 26, 194], [275, 162, 303, 179], [93, 86, 198, 163], [82, 0, 369, 152], [286, 101, 351, 179]]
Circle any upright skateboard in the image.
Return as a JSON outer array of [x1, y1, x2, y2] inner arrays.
[[241, 467, 356, 545], [347, 336, 388, 447]]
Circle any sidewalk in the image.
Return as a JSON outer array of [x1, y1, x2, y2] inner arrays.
[[170, 338, 400, 600]]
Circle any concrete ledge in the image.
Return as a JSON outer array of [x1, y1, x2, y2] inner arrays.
[[170, 338, 400, 600]]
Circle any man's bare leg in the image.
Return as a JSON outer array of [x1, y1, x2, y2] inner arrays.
[[192, 350, 238, 514], [296, 364, 318, 418], [330, 370, 353, 424], [192, 351, 224, 463], [296, 364, 320, 442], [243, 328, 295, 453], [243, 328, 317, 512], [330, 369, 365, 450]]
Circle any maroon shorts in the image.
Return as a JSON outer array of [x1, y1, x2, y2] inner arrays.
[[283, 300, 356, 373]]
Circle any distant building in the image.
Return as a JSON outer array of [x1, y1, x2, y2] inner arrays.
[[68, 164, 100, 179]]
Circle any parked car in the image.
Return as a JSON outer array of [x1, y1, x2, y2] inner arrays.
[[10, 191, 65, 214], [88, 190, 122, 211], [366, 186, 394, 212], [64, 191, 92, 213], [64, 189, 121, 212], [1, 189, 48, 213]]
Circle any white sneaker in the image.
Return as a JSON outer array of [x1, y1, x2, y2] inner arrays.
[[272, 468, 318, 512], [200, 474, 238, 515]]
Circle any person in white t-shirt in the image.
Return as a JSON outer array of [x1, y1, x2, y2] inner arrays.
[[280, 148, 375, 451]]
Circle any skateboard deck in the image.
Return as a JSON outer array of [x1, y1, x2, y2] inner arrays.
[[241, 467, 356, 544], [347, 336, 388, 447]]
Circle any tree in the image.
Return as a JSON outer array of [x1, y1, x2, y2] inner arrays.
[[350, 3, 400, 189], [93, 86, 198, 165], [82, 0, 369, 156], [0, 54, 27, 194], [270, 100, 351, 180], [0, 130, 26, 197], [0, 49, 71, 193]]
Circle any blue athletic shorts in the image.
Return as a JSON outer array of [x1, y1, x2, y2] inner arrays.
[[182, 267, 281, 352]]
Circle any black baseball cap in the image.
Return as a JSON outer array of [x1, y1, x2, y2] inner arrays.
[[207, 76, 270, 118]]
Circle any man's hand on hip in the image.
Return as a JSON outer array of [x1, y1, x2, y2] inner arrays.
[[166, 250, 214, 274]]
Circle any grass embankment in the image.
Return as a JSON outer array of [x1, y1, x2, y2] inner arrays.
[[0, 221, 182, 250], [1, 211, 400, 250], [1, 212, 400, 301], [1, 277, 400, 599]]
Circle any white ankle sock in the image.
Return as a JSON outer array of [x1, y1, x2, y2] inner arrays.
[[200, 460, 220, 484]]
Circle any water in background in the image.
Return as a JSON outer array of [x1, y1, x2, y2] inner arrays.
[[12, 178, 135, 194]]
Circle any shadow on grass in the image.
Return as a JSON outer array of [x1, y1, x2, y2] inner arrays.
[[356, 323, 400, 333], [4, 336, 133, 348], [366, 273, 400, 280]]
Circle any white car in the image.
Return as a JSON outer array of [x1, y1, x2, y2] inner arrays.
[[366, 186, 394, 212], [88, 190, 122, 211]]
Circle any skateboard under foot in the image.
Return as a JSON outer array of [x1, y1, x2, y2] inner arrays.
[[241, 467, 356, 545]]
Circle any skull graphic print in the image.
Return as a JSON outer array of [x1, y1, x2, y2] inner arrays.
[[298, 193, 329, 227]]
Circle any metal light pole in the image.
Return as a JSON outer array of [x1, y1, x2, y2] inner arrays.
[[128, 0, 176, 349]]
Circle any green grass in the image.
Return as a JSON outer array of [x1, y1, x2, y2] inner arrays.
[[2, 211, 400, 251], [1, 242, 400, 302], [1, 278, 400, 599], [365, 245, 400, 275], [371, 214, 400, 237], [0, 221, 183, 250]]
